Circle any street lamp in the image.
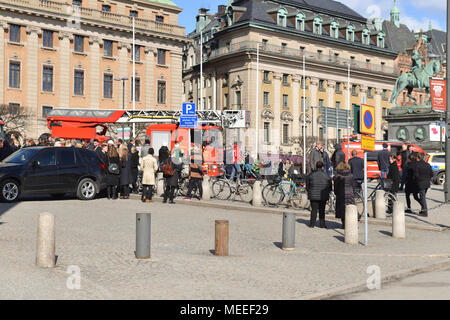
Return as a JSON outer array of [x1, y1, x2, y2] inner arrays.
[[114, 77, 128, 140]]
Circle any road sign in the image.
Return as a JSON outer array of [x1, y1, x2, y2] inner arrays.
[[430, 78, 446, 112], [361, 134, 375, 151], [318, 107, 351, 128], [360, 104, 375, 136], [180, 115, 198, 128], [182, 103, 196, 115]]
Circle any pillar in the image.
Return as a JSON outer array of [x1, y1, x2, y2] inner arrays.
[[0, 23, 8, 104], [58, 31, 71, 109], [89, 36, 100, 108], [170, 51, 183, 110], [26, 26, 40, 138], [118, 42, 129, 108], [292, 74, 301, 143], [145, 47, 155, 108], [326, 79, 335, 142], [273, 72, 282, 151]]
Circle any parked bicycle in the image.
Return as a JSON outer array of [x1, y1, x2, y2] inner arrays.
[[262, 174, 307, 209], [211, 174, 254, 203]]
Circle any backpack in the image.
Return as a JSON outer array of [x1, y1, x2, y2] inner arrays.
[[108, 162, 120, 175], [162, 160, 174, 176]]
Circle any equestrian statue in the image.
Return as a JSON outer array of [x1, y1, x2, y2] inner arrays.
[[390, 50, 441, 107]]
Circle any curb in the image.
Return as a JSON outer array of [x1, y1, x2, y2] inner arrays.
[[301, 259, 450, 300], [129, 195, 446, 232]]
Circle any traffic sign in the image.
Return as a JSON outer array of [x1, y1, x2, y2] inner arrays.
[[180, 115, 198, 128], [182, 103, 196, 115], [361, 134, 375, 151], [360, 104, 375, 136]]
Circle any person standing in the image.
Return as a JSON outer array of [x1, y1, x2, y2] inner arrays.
[[331, 143, 346, 175], [106, 143, 120, 200], [405, 153, 418, 214], [386, 154, 400, 195], [97, 143, 108, 165], [127, 138, 136, 153], [141, 148, 158, 202], [158, 142, 170, 167], [140, 137, 150, 158], [162, 157, 178, 204], [399, 144, 412, 191], [333, 162, 355, 228], [184, 153, 204, 200], [119, 145, 131, 199], [412, 153, 434, 217], [377, 143, 390, 189], [129, 146, 140, 194], [306, 161, 332, 228], [348, 150, 364, 193], [308, 141, 324, 173]]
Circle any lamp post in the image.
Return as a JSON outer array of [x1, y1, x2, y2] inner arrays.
[[114, 77, 128, 140], [347, 62, 351, 160]]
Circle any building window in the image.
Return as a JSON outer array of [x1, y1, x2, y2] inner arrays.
[[313, 17, 323, 35], [129, 10, 138, 18], [8, 103, 20, 115], [317, 50, 322, 59], [282, 124, 289, 144], [132, 45, 141, 62], [330, 22, 339, 38], [352, 85, 357, 96], [382, 89, 388, 100], [318, 80, 325, 91], [264, 122, 270, 143], [336, 101, 340, 109], [101, 5, 111, 12], [208, 96, 212, 109], [282, 74, 289, 85], [43, 30, 53, 48], [103, 74, 113, 99], [262, 39, 268, 50], [263, 92, 270, 106], [72, 0, 81, 6], [362, 29, 370, 45], [157, 49, 166, 65], [156, 15, 164, 23], [9, 24, 20, 43], [296, 12, 305, 31], [263, 71, 270, 82], [74, 70, 84, 95], [368, 87, 373, 98], [277, 8, 287, 27], [282, 94, 289, 108], [131, 77, 140, 102], [104, 40, 113, 57], [235, 91, 241, 109], [281, 43, 287, 54], [157, 81, 166, 104], [42, 66, 53, 92], [346, 24, 355, 42], [9, 62, 20, 88], [377, 32, 385, 48], [224, 93, 229, 107], [42, 106, 53, 118], [226, 42, 231, 52], [335, 82, 341, 93], [74, 35, 84, 52]]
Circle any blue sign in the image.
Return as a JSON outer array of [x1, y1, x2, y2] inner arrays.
[[180, 116, 198, 128], [182, 103, 196, 115]]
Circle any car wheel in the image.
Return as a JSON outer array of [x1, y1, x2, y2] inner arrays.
[[77, 178, 97, 200], [1, 179, 21, 203], [436, 172, 445, 186]]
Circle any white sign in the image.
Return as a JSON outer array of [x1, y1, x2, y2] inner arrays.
[[430, 124, 446, 142]]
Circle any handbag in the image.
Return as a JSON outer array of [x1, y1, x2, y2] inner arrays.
[[108, 162, 120, 175]]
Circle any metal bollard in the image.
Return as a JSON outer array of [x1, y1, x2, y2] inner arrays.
[[252, 180, 262, 207], [156, 172, 164, 196], [202, 175, 211, 200], [375, 190, 386, 219], [282, 212, 296, 250], [392, 201, 406, 239], [215, 220, 229, 256], [345, 205, 358, 245], [36, 213, 56, 268], [136, 213, 151, 259]]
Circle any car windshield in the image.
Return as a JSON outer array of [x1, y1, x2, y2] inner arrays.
[[3, 148, 41, 164]]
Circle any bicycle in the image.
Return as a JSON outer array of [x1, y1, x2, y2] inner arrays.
[[262, 175, 307, 209], [354, 176, 397, 215], [211, 174, 253, 203]]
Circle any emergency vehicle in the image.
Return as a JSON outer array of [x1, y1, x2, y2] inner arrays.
[[46, 108, 250, 176], [0, 117, 4, 140]]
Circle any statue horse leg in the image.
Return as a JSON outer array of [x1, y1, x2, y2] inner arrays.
[[406, 87, 417, 105], [391, 76, 409, 107]]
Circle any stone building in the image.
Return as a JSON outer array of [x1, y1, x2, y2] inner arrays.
[[0, 0, 189, 138], [183, 0, 399, 157]]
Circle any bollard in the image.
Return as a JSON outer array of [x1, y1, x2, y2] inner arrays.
[[345, 205, 358, 245], [375, 190, 386, 219], [215, 220, 229, 256], [392, 201, 406, 239], [282, 212, 296, 250], [202, 175, 211, 200], [301, 193, 310, 209], [36, 213, 55, 268], [252, 180, 262, 207], [262, 179, 268, 187], [156, 172, 164, 196], [136, 213, 151, 259]]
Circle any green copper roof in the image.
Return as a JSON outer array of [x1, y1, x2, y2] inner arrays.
[[391, 0, 400, 14], [145, 0, 178, 8]]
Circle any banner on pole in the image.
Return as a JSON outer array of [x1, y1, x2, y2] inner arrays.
[[430, 78, 446, 112]]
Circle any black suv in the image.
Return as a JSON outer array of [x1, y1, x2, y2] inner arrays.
[[0, 147, 106, 202]]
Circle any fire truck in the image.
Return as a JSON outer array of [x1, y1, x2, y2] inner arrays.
[[0, 117, 4, 140], [46, 109, 250, 176]]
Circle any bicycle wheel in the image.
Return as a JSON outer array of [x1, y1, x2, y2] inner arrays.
[[290, 186, 306, 209], [177, 177, 190, 196], [212, 180, 232, 200], [385, 191, 397, 215], [238, 183, 253, 203], [326, 191, 336, 214], [262, 184, 283, 206]]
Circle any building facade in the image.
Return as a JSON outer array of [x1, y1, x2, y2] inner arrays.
[[0, 0, 189, 138], [183, 0, 398, 157]]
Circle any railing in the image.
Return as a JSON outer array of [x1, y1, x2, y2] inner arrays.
[[199, 41, 399, 76], [0, 0, 185, 36]]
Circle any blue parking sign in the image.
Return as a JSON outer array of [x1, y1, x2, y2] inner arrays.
[[182, 103, 196, 115], [180, 116, 198, 128]]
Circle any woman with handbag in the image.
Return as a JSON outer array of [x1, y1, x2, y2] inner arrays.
[[106, 143, 121, 200], [333, 162, 355, 229], [119, 144, 131, 199], [386, 154, 400, 195]]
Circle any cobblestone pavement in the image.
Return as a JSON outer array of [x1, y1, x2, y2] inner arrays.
[[0, 194, 449, 300]]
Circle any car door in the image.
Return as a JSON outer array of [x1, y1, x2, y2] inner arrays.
[[22, 148, 59, 193], [56, 148, 82, 192]]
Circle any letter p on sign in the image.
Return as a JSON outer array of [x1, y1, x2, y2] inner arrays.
[[182, 103, 196, 115]]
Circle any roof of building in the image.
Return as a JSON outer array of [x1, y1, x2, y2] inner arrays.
[[144, 0, 178, 7], [382, 20, 416, 54], [424, 29, 446, 58]]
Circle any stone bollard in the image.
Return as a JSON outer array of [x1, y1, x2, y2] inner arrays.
[[156, 172, 164, 196], [252, 180, 262, 207], [375, 190, 386, 219], [202, 175, 211, 200], [301, 193, 310, 209], [282, 212, 296, 250], [345, 205, 358, 245], [215, 220, 229, 256], [392, 201, 406, 239], [136, 213, 151, 259], [36, 213, 56, 268], [262, 179, 268, 188]]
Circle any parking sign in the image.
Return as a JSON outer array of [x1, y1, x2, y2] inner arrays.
[[182, 103, 196, 115]]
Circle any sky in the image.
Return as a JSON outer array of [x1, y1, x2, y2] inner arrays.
[[174, 0, 446, 34]]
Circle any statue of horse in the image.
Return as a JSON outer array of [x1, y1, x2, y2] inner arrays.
[[390, 59, 441, 107]]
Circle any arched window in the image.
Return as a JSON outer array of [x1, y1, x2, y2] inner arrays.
[[295, 12, 305, 31], [330, 21, 339, 39], [346, 24, 355, 41], [362, 28, 370, 45], [377, 32, 385, 48], [277, 8, 288, 27], [313, 17, 323, 35]]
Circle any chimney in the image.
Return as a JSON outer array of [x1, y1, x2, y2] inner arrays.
[[196, 8, 210, 33], [217, 5, 226, 16]]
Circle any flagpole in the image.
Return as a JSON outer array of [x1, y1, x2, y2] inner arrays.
[[132, 16, 136, 138]]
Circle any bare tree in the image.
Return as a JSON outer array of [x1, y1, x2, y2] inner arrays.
[[0, 104, 32, 139]]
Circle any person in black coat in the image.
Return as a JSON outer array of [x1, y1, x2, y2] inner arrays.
[[306, 161, 332, 228], [377, 143, 391, 189], [386, 154, 400, 195], [129, 146, 140, 194], [119, 145, 131, 199], [158, 143, 170, 168], [412, 153, 434, 217], [0, 138, 15, 162], [162, 157, 178, 204], [399, 144, 411, 191], [106, 144, 120, 200], [404, 153, 418, 213], [331, 144, 346, 174], [348, 150, 364, 193], [333, 162, 355, 228]]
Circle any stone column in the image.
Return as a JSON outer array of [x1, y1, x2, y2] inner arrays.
[[327, 80, 336, 140], [212, 71, 217, 110], [26, 26, 41, 138], [58, 31, 71, 109], [375, 88, 383, 140], [0, 23, 8, 104], [273, 72, 282, 151], [343, 82, 351, 140], [89, 36, 100, 108], [170, 51, 183, 110], [118, 42, 129, 109], [292, 74, 301, 142], [144, 46, 155, 108]]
